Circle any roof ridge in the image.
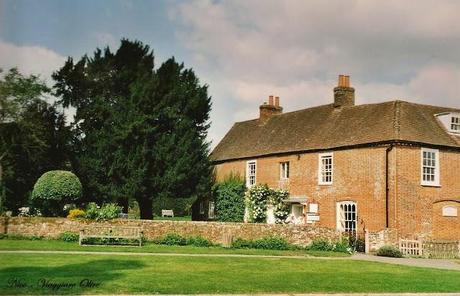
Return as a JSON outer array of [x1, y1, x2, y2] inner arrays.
[[393, 100, 401, 140]]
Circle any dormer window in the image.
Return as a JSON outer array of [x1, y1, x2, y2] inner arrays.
[[451, 116, 460, 132], [435, 112, 460, 134]]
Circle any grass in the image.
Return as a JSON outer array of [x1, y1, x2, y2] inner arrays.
[[1, 253, 460, 294], [0, 239, 349, 257]]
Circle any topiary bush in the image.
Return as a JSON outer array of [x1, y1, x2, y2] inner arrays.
[[376, 245, 403, 258], [213, 174, 246, 222], [31, 170, 82, 216]]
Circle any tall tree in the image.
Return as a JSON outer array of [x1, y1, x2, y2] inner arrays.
[[53, 39, 212, 219], [0, 68, 71, 213]]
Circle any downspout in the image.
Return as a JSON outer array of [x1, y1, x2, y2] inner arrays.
[[385, 144, 394, 228]]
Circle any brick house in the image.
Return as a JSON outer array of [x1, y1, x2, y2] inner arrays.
[[201, 75, 460, 241]]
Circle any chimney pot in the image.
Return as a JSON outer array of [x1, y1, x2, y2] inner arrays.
[[275, 96, 280, 107], [268, 95, 274, 105]]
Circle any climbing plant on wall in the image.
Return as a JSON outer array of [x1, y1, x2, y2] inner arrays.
[[246, 184, 290, 224]]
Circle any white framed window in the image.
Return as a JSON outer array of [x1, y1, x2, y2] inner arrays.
[[208, 201, 215, 219], [318, 153, 333, 185], [421, 148, 440, 186], [280, 162, 289, 180], [336, 201, 357, 233], [246, 160, 257, 187], [451, 116, 460, 132]]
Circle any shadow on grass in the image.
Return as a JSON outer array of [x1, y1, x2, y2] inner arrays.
[[0, 258, 146, 294]]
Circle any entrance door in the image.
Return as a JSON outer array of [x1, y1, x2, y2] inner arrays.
[[292, 204, 303, 218]]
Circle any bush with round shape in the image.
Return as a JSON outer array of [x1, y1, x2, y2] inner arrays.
[[31, 171, 82, 216], [376, 245, 403, 258]]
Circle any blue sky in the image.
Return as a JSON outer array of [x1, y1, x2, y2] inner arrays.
[[2, 0, 460, 148]]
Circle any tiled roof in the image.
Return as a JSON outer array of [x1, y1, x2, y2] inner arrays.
[[211, 100, 460, 162]]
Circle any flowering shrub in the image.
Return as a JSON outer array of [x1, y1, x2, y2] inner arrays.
[[270, 189, 290, 223], [84, 202, 122, 221], [17, 207, 41, 217], [67, 209, 85, 219], [246, 185, 271, 223], [307, 238, 352, 254], [246, 185, 290, 224]]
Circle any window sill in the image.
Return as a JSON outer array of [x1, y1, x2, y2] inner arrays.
[[318, 183, 333, 186], [421, 183, 441, 188]]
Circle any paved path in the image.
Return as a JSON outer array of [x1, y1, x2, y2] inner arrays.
[[352, 253, 460, 271], [1, 250, 459, 271]]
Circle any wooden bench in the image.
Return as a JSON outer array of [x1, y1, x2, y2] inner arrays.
[[161, 209, 174, 217], [79, 226, 143, 246]]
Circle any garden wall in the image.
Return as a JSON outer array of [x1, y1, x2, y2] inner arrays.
[[0, 217, 340, 246]]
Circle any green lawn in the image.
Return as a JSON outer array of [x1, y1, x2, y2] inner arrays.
[[0, 239, 349, 257], [1, 253, 460, 294]]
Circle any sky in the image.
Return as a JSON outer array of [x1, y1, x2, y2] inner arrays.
[[1, 0, 460, 148]]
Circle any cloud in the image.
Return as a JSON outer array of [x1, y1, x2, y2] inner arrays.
[[0, 40, 66, 84], [169, 0, 460, 147]]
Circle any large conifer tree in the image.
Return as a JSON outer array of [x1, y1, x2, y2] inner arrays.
[[53, 39, 212, 219]]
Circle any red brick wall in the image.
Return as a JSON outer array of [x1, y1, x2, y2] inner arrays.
[[215, 146, 389, 233], [394, 146, 460, 240], [214, 145, 460, 240]]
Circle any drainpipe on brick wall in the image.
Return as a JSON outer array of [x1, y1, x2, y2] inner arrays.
[[385, 144, 394, 228]]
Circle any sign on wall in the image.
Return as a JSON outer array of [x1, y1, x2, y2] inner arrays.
[[442, 206, 458, 217]]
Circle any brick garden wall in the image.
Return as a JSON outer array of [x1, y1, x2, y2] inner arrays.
[[0, 217, 340, 247]]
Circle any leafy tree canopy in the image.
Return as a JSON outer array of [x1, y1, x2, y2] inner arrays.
[[0, 68, 71, 213]]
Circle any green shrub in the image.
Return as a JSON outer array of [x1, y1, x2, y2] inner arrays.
[[98, 203, 122, 220], [84, 202, 99, 220], [213, 174, 246, 222], [161, 233, 187, 246], [307, 239, 334, 251], [186, 236, 213, 247], [84, 202, 122, 221], [5, 234, 43, 240], [376, 245, 403, 258], [231, 238, 254, 249], [80, 237, 142, 245], [231, 236, 292, 250], [0, 233, 6, 239], [31, 171, 82, 216], [58, 231, 79, 242]]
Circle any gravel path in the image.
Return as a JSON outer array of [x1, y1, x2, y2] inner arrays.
[[352, 253, 460, 271]]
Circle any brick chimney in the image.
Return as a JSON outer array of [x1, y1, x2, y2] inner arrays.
[[259, 95, 282, 123], [333, 75, 355, 108]]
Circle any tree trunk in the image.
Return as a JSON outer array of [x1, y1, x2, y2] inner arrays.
[[118, 196, 129, 213], [138, 197, 153, 220]]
